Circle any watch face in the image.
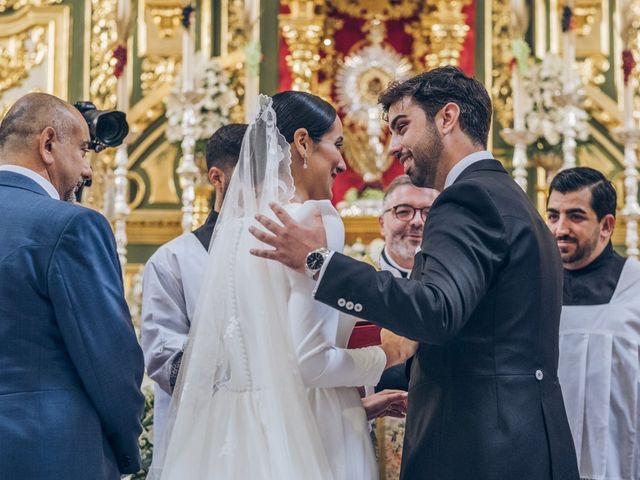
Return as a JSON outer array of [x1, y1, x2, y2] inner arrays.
[[306, 252, 324, 270]]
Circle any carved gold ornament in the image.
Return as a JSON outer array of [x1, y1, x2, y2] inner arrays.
[[0, 26, 46, 93], [335, 39, 412, 180], [331, 0, 420, 20], [0, 0, 60, 13]]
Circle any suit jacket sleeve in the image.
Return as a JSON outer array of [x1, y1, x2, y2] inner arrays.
[[140, 249, 189, 395], [47, 208, 145, 474], [315, 181, 508, 345]]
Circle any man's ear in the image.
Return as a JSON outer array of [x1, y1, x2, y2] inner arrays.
[[292, 128, 310, 159], [39, 127, 56, 165], [438, 102, 460, 136], [600, 213, 616, 239], [208, 166, 225, 191], [378, 215, 386, 238]]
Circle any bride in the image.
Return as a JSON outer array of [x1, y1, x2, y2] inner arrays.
[[151, 92, 403, 479]]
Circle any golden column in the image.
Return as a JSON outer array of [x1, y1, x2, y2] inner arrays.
[[410, 0, 472, 70], [279, 0, 324, 91]]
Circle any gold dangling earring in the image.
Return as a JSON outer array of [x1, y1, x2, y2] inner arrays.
[[303, 154, 308, 169]]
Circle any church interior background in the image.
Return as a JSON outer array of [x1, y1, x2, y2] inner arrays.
[[2, 0, 640, 476]]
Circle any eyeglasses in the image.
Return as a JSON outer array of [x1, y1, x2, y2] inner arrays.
[[383, 204, 430, 222]]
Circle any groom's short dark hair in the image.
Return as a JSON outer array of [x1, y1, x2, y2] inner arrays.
[[205, 123, 248, 172], [378, 66, 492, 148]]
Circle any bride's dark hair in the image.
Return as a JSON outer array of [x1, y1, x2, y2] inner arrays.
[[271, 91, 337, 143]]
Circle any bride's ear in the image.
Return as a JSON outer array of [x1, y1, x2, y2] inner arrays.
[[292, 127, 310, 159]]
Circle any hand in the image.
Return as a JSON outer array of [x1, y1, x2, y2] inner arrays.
[[380, 329, 418, 369], [362, 390, 408, 420], [249, 202, 327, 273]]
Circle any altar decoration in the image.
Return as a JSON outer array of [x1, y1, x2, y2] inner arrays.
[[612, 0, 640, 258], [165, 44, 238, 232], [522, 53, 589, 180], [335, 19, 413, 182], [500, 0, 536, 191]]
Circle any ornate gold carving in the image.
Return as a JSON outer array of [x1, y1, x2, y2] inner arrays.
[[148, 5, 182, 38], [0, 5, 70, 102], [89, 0, 118, 109], [0, 0, 60, 13], [128, 82, 171, 135], [140, 142, 180, 205], [330, 0, 420, 20], [490, 0, 514, 129], [342, 216, 382, 245], [140, 55, 178, 96], [0, 26, 46, 93], [82, 151, 114, 212], [279, 1, 325, 91], [126, 209, 182, 244], [406, 0, 472, 71]]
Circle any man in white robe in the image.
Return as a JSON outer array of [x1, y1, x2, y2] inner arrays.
[[141, 123, 247, 455], [546, 167, 640, 480]]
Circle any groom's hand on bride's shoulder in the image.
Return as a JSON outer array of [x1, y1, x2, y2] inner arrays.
[[380, 329, 418, 369], [249, 202, 326, 272]]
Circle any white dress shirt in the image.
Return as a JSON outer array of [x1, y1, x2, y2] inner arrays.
[[0, 164, 60, 199]]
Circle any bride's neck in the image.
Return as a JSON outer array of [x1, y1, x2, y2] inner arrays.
[[292, 188, 310, 203]]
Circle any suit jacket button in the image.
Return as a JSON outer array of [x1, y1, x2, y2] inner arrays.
[[354, 303, 363, 313], [535, 369, 543, 380], [338, 298, 346, 307], [345, 301, 354, 310]]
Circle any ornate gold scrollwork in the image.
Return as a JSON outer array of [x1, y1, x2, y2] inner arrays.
[[147, 5, 182, 38], [406, 0, 472, 71], [0, 5, 70, 107], [279, 0, 325, 91], [0, 26, 46, 93], [89, 0, 118, 109], [331, 0, 420, 20], [490, 0, 514, 130], [0, 0, 60, 13]]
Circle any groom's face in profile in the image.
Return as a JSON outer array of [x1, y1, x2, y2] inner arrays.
[[387, 97, 444, 189]]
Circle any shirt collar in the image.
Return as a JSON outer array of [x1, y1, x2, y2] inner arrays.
[[443, 150, 494, 190], [380, 246, 411, 278], [0, 164, 60, 199]]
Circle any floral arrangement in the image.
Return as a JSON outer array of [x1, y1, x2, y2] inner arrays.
[[521, 54, 589, 155], [130, 384, 155, 479], [165, 55, 238, 154]]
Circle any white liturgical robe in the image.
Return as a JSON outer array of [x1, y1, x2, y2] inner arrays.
[[558, 256, 640, 480]]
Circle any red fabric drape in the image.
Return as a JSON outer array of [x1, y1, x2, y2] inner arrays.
[[278, 3, 476, 203]]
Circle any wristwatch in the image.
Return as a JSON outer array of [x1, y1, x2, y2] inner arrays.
[[304, 247, 331, 279]]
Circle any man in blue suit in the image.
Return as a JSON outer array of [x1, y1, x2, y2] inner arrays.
[[0, 92, 145, 479]]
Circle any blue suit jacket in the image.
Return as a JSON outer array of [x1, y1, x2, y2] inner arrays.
[[0, 171, 145, 479]]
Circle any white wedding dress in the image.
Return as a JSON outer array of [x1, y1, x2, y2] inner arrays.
[[150, 96, 383, 480]]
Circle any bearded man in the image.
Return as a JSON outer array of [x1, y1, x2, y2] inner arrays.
[[546, 167, 640, 480]]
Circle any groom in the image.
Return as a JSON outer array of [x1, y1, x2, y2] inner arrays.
[[250, 67, 579, 479]]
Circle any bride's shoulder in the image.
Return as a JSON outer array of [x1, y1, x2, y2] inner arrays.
[[285, 200, 344, 250], [284, 199, 339, 220]]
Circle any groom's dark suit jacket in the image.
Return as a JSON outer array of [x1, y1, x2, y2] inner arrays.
[[316, 160, 579, 480]]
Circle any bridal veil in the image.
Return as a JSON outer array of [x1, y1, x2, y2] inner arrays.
[[150, 95, 334, 479]]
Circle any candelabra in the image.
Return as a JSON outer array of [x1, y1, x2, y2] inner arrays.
[[177, 95, 201, 233], [560, 2, 578, 170], [279, 0, 324, 91], [501, 0, 535, 191], [112, 0, 133, 270], [614, 6, 640, 258]]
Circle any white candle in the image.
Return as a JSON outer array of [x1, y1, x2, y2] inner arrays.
[[512, 67, 524, 130], [624, 80, 635, 129], [182, 23, 194, 92]]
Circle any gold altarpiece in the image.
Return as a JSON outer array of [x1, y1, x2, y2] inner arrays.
[[0, 0, 638, 269]]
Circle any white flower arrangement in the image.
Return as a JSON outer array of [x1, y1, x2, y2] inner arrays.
[[522, 54, 589, 150], [165, 55, 238, 147]]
